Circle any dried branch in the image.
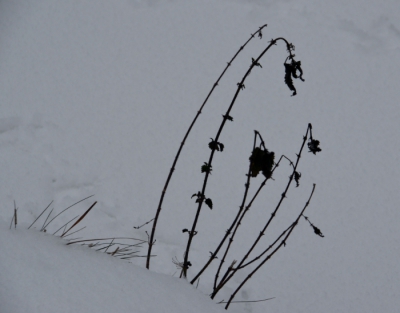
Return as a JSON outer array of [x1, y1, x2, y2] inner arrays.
[[225, 184, 316, 309], [212, 124, 312, 298], [146, 24, 269, 269], [182, 37, 295, 278]]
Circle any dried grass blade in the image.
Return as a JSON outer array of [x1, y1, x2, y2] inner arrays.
[[28, 201, 53, 229], [61, 201, 97, 237]]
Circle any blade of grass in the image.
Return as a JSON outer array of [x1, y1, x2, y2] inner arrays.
[[42, 195, 94, 231], [66, 237, 146, 245], [28, 201, 53, 229], [62, 226, 86, 238], [61, 201, 97, 237], [40, 208, 54, 231], [53, 215, 79, 235]]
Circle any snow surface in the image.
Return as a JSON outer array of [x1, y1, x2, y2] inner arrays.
[[1, 0, 400, 312], [0, 220, 241, 313]]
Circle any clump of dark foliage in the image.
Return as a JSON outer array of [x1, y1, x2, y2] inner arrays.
[[308, 139, 322, 154], [284, 55, 305, 96], [249, 147, 275, 178]]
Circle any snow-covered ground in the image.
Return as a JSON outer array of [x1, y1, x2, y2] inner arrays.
[[1, 1, 399, 312], [0, 219, 242, 313]]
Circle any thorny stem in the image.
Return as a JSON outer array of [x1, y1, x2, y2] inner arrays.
[[225, 184, 316, 309], [239, 223, 293, 269], [146, 24, 268, 269], [211, 123, 312, 297], [190, 131, 258, 285], [210, 132, 275, 288], [211, 132, 259, 289], [182, 38, 294, 278], [209, 156, 287, 286], [211, 131, 267, 288]]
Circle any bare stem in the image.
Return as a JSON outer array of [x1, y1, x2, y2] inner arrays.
[[225, 184, 316, 309], [42, 195, 95, 231], [210, 133, 283, 289], [212, 123, 311, 297], [61, 201, 97, 237], [190, 130, 258, 284], [27, 201, 53, 229], [146, 24, 269, 270], [183, 38, 294, 278]]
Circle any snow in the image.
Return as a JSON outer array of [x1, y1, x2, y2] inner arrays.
[[1, 0, 400, 312], [0, 220, 238, 313]]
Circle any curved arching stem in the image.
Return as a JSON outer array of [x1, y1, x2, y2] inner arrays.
[[182, 37, 294, 278], [145, 25, 268, 269]]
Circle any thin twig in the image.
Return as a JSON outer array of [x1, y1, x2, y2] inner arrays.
[[217, 297, 275, 304], [239, 223, 292, 269], [212, 124, 311, 298], [146, 24, 269, 270], [133, 218, 154, 229], [225, 184, 316, 309], [190, 131, 258, 284], [42, 194, 94, 231], [183, 37, 294, 278], [212, 131, 258, 288], [53, 215, 79, 235], [193, 154, 288, 285], [62, 226, 86, 238], [14, 201, 18, 229], [28, 201, 53, 229], [40, 208, 54, 232], [191, 132, 291, 284], [111, 247, 119, 256], [66, 237, 146, 245], [67, 237, 83, 242], [9, 214, 14, 230], [9, 201, 16, 230]]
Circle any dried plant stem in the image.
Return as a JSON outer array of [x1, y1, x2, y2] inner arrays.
[[212, 179, 287, 289], [42, 195, 95, 231], [211, 124, 312, 298], [61, 201, 97, 237], [62, 226, 86, 238], [40, 208, 54, 231], [239, 223, 292, 269], [53, 215, 79, 235], [27, 201, 53, 229], [217, 297, 275, 304], [182, 37, 294, 278], [211, 132, 260, 288], [134, 218, 154, 230], [210, 133, 283, 288], [225, 184, 316, 309], [104, 239, 115, 254], [146, 24, 268, 270], [10, 201, 18, 230], [66, 237, 145, 245], [14, 202, 18, 229], [190, 130, 258, 284]]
